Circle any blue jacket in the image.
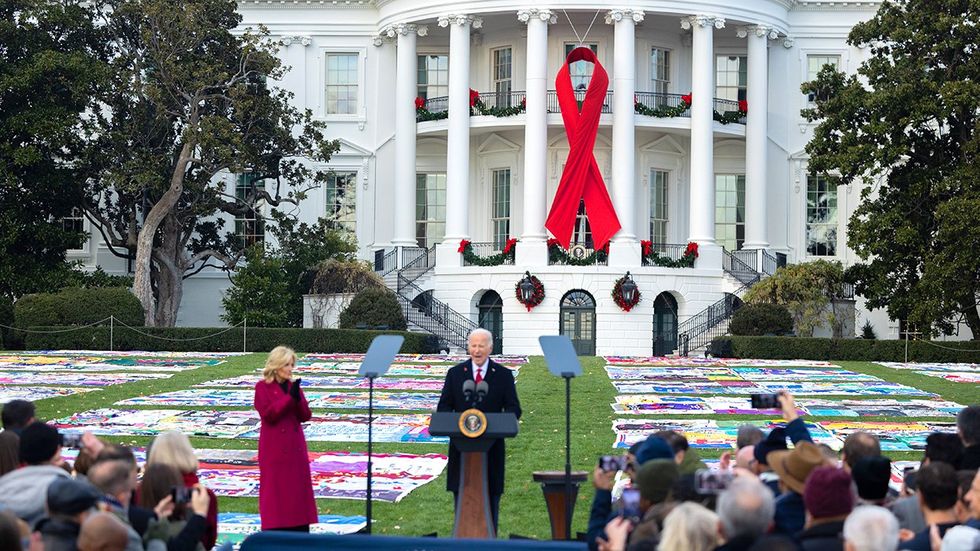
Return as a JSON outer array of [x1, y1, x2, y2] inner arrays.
[[773, 491, 805, 536], [586, 489, 614, 551]]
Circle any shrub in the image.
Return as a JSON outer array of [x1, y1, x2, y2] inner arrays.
[[0, 296, 13, 349], [709, 335, 980, 362], [338, 288, 406, 331], [861, 320, 877, 339], [221, 247, 293, 328], [729, 304, 793, 336], [309, 259, 384, 294], [14, 287, 144, 328], [744, 260, 850, 337], [22, 326, 438, 353]]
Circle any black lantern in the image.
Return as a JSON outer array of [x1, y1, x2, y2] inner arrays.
[[519, 271, 536, 303], [620, 272, 638, 303]]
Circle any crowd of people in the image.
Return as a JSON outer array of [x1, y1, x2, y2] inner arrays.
[[588, 396, 980, 551]]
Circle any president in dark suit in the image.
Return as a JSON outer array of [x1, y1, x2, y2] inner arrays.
[[436, 328, 522, 532]]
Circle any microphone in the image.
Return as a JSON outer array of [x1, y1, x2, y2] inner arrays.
[[475, 381, 488, 404], [462, 379, 475, 403]]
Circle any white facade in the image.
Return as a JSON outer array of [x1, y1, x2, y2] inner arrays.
[[73, 0, 936, 351]]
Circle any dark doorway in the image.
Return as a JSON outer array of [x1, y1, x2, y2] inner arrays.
[[477, 291, 503, 354], [560, 290, 597, 356], [653, 292, 678, 356]]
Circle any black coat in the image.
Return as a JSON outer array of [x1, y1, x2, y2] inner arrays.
[[797, 520, 845, 551], [961, 445, 980, 470], [436, 359, 521, 496]]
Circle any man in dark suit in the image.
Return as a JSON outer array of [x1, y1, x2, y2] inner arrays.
[[436, 328, 522, 533]]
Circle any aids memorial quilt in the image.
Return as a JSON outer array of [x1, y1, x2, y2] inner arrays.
[[816, 421, 957, 451], [0, 386, 98, 404], [877, 362, 979, 372], [611, 396, 962, 417], [610, 380, 933, 396], [117, 389, 440, 410], [198, 375, 446, 392], [604, 356, 837, 367], [914, 371, 980, 384], [0, 371, 172, 386], [217, 513, 366, 545]]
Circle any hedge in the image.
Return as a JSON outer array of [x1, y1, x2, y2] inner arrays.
[[22, 326, 440, 354], [709, 336, 980, 363], [14, 287, 144, 328]]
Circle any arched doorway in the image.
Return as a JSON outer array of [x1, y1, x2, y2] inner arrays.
[[653, 292, 679, 356], [560, 290, 596, 356], [477, 291, 503, 354]]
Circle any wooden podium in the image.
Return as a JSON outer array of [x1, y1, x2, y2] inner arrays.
[[429, 411, 519, 539]]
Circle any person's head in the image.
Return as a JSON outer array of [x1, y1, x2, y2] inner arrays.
[[966, 470, 980, 520], [658, 502, 720, 551], [916, 461, 958, 514], [955, 469, 977, 523], [77, 511, 129, 551], [636, 436, 674, 465], [804, 466, 854, 522], [753, 427, 787, 473], [736, 425, 764, 450], [736, 445, 756, 470], [140, 463, 187, 521], [653, 430, 689, 464], [633, 459, 680, 510], [958, 405, 980, 448], [88, 459, 137, 507], [841, 431, 881, 470], [716, 477, 775, 542], [46, 477, 101, 524], [1, 400, 35, 431], [467, 328, 493, 365], [147, 431, 198, 474], [73, 447, 96, 477], [923, 432, 964, 468], [940, 526, 980, 551], [842, 505, 899, 551], [0, 510, 23, 551], [851, 456, 892, 502], [18, 422, 62, 466], [768, 441, 830, 495], [0, 432, 18, 476], [263, 345, 297, 383], [96, 444, 137, 468]]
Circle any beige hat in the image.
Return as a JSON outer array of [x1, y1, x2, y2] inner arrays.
[[767, 441, 829, 494]]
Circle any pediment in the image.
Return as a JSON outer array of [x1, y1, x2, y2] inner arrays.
[[477, 133, 521, 154], [640, 135, 686, 155]]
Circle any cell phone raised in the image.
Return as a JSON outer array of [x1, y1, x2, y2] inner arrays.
[[749, 393, 780, 409], [170, 486, 192, 505], [598, 455, 627, 472], [694, 469, 734, 495], [61, 432, 83, 449], [618, 488, 642, 523]]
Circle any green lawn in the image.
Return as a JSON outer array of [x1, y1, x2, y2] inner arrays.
[[29, 354, 978, 539]]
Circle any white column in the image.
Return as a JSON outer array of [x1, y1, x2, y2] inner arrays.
[[607, 9, 644, 266], [439, 14, 481, 243], [387, 24, 427, 247], [741, 25, 776, 250], [516, 9, 555, 266], [682, 15, 725, 247]]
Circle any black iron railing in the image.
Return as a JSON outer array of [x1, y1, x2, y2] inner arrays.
[[545, 90, 614, 114], [421, 96, 448, 114], [462, 242, 514, 266], [641, 243, 693, 266], [762, 250, 778, 276], [547, 242, 609, 266], [634, 92, 690, 114], [396, 274, 476, 349], [723, 249, 762, 287], [374, 248, 397, 277], [678, 291, 745, 356], [398, 245, 434, 286], [474, 91, 526, 111]]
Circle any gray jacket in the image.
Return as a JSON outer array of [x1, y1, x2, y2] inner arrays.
[[890, 495, 926, 533], [0, 465, 70, 527]]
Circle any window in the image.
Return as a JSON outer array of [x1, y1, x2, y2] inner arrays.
[[62, 207, 85, 235], [564, 43, 598, 91], [573, 200, 593, 247], [716, 55, 747, 102], [650, 48, 671, 95], [491, 169, 511, 250], [416, 173, 446, 248], [418, 54, 449, 99], [649, 170, 668, 243], [235, 174, 265, 248], [324, 172, 357, 237], [805, 55, 840, 102], [325, 53, 358, 115], [806, 174, 838, 256], [492, 47, 512, 101], [715, 174, 745, 251]]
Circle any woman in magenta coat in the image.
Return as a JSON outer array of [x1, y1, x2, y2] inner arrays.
[[254, 345, 317, 531]]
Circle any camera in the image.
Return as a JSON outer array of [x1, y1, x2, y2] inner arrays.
[[694, 469, 734, 494], [170, 486, 192, 504], [598, 455, 627, 472], [749, 393, 781, 409], [617, 488, 642, 523], [61, 432, 83, 449]]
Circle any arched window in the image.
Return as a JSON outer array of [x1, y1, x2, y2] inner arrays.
[[560, 290, 596, 356], [477, 291, 503, 354]]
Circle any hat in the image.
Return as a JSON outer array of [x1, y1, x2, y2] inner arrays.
[[627, 440, 644, 457], [768, 441, 828, 494], [851, 456, 891, 501], [19, 422, 60, 465], [636, 436, 674, 465], [47, 478, 101, 516], [754, 427, 788, 466], [803, 466, 854, 519], [633, 459, 680, 504]]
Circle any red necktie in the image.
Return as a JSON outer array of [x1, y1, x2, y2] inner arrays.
[[475, 367, 483, 384]]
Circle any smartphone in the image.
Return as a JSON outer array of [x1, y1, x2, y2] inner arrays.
[[171, 486, 192, 504], [694, 469, 734, 494], [599, 455, 627, 472], [61, 432, 83, 449], [618, 488, 642, 523], [749, 393, 780, 409]]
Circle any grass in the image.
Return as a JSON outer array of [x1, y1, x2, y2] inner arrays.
[[26, 353, 979, 539]]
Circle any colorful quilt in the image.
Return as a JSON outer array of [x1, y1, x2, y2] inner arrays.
[[302, 353, 527, 365], [290, 361, 519, 378], [26, 350, 246, 358], [117, 389, 440, 411], [816, 421, 957, 451], [610, 380, 933, 396], [198, 375, 446, 392], [0, 371, 172, 386], [730, 368, 880, 382], [799, 399, 964, 418], [877, 362, 980, 372], [612, 418, 842, 450], [0, 386, 98, 403], [913, 371, 980, 384], [611, 396, 962, 417], [217, 513, 366, 544], [0, 354, 220, 372], [604, 356, 838, 367]]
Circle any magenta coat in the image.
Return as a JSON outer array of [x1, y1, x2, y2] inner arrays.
[[254, 380, 318, 529]]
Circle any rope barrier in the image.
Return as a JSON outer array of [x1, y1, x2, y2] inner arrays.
[[0, 317, 113, 334], [0, 316, 246, 343], [110, 317, 246, 342], [911, 338, 980, 353]]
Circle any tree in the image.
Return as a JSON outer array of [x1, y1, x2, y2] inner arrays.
[[743, 261, 850, 338], [220, 246, 292, 328], [0, 0, 108, 299], [803, 0, 980, 338], [83, 0, 338, 326]]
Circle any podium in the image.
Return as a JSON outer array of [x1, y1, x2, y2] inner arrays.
[[429, 411, 519, 539]]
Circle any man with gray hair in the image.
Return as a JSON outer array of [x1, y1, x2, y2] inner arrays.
[[714, 476, 775, 550], [843, 505, 899, 551], [436, 328, 521, 534]]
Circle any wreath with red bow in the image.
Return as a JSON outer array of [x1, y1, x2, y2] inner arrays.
[[515, 274, 545, 312], [611, 276, 641, 312]]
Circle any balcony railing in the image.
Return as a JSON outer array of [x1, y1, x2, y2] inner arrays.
[[461, 242, 515, 266], [640, 243, 694, 266], [548, 242, 609, 266]]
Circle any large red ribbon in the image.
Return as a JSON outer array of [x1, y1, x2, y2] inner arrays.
[[545, 47, 621, 250]]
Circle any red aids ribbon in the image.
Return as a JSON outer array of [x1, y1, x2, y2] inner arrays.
[[545, 47, 621, 250]]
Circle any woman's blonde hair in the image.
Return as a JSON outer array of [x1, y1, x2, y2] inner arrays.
[[263, 345, 297, 382], [147, 431, 199, 474], [657, 502, 721, 551]]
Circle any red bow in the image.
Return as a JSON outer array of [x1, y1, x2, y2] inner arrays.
[[458, 239, 470, 253], [545, 47, 621, 250]]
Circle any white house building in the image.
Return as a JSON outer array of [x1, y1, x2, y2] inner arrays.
[[72, 0, 917, 355]]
